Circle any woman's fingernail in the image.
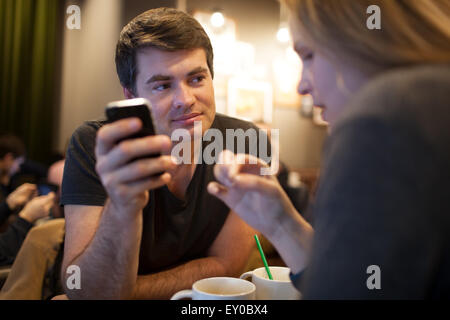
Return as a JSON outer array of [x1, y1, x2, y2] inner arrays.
[[170, 156, 179, 165], [209, 184, 218, 194], [163, 173, 171, 182]]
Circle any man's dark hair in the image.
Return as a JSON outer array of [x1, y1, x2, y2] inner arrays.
[[115, 7, 214, 95], [0, 134, 26, 159]]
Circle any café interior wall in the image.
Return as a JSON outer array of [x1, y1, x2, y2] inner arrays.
[[56, 0, 326, 169], [57, 0, 124, 153]]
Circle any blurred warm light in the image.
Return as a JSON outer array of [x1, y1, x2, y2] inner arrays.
[[273, 47, 302, 105], [211, 11, 225, 28], [301, 95, 314, 117], [276, 27, 290, 43], [228, 77, 273, 124]]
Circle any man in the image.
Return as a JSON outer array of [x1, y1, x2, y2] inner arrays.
[[0, 134, 56, 269], [0, 134, 27, 202], [0, 134, 45, 231], [0, 134, 48, 204], [61, 8, 263, 299], [0, 191, 55, 267]]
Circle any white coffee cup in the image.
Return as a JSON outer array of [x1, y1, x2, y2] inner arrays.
[[170, 277, 256, 300], [240, 266, 301, 300]]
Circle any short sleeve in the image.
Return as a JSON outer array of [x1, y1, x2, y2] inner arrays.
[[61, 122, 107, 206]]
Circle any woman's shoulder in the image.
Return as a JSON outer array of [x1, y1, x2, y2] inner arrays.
[[327, 64, 450, 177], [335, 64, 450, 135]]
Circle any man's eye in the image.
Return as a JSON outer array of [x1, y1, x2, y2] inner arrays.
[[191, 76, 205, 84], [154, 83, 170, 91]]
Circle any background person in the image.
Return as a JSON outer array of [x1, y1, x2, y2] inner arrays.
[[0, 159, 66, 299], [0, 134, 27, 204], [0, 184, 37, 227], [0, 192, 55, 266], [208, 0, 450, 299], [0, 134, 48, 200]]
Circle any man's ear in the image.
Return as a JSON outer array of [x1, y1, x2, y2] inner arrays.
[[123, 87, 135, 99]]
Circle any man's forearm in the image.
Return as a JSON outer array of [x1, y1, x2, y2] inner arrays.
[[64, 200, 143, 299], [133, 256, 233, 300]]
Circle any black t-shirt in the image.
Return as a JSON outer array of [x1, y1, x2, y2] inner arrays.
[[61, 114, 269, 274], [295, 64, 450, 299]]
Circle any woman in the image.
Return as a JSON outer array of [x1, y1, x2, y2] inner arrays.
[[208, 0, 450, 299]]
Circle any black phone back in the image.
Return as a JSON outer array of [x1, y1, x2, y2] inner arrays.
[[105, 98, 160, 161], [105, 99, 156, 140]]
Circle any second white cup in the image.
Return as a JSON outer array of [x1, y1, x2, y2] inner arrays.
[[240, 266, 301, 300]]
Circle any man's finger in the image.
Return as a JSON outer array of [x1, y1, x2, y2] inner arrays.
[[126, 172, 172, 195], [96, 135, 172, 174], [95, 118, 142, 156], [104, 156, 175, 184]]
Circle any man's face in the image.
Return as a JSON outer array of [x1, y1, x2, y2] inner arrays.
[[0, 154, 23, 177], [132, 47, 216, 137]]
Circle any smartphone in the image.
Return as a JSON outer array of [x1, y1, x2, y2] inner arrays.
[[37, 182, 59, 196], [106, 98, 156, 138], [105, 97, 161, 161]]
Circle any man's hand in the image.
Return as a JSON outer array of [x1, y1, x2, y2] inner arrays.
[[6, 183, 37, 210], [95, 118, 175, 215], [19, 192, 55, 223]]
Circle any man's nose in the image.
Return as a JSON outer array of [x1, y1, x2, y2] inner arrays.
[[173, 83, 195, 109]]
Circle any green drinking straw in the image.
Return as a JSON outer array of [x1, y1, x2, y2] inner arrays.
[[254, 234, 273, 280]]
